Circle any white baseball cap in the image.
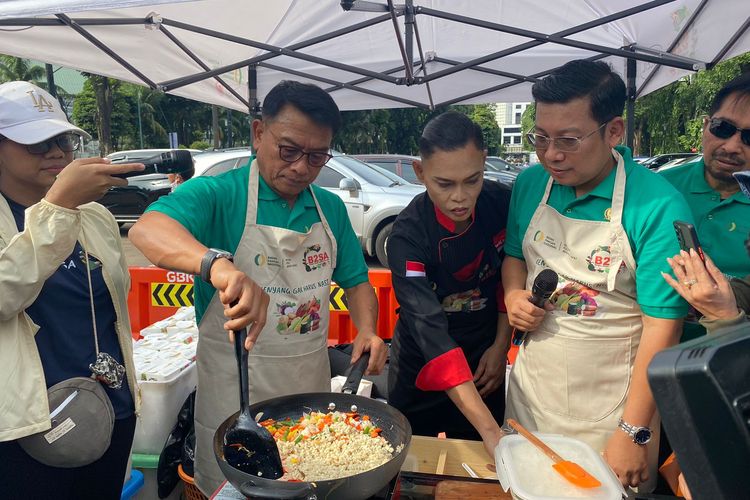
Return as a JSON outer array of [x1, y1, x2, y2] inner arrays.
[[0, 81, 91, 144]]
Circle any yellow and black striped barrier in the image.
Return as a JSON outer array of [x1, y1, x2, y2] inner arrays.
[[151, 282, 194, 307], [329, 285, 348, 311]]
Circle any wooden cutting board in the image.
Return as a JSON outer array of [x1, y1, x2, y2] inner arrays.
[[434, 480, 511, 499], [402, 436, 497, 479]]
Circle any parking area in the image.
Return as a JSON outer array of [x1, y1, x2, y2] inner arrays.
[[119, 224, 385, 270]]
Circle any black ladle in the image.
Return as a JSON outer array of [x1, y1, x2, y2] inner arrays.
[[222, 326, 283, 479]]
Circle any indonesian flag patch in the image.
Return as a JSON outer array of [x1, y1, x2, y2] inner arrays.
[[405, 260, 426, 278]]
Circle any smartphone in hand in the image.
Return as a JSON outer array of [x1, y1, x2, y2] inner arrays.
[[673, 220, 705, 261]]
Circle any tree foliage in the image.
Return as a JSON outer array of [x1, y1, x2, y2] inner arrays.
[[634, 52, 750, 155]]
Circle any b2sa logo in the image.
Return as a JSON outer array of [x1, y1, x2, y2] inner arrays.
[[303, 244, 330, 272]]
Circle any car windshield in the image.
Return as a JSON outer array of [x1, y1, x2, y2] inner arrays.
[[333, 155, 405, 187]]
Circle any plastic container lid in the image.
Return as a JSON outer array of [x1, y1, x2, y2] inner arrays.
[[495, 433, 626, 500]]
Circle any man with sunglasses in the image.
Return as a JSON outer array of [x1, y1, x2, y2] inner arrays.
[[129, 80, 386, 495], [660, 72, 750, 341], [502, 60, 693, 491]]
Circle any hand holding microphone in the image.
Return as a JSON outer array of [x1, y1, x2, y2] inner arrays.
[[509, 269, 558, 345]]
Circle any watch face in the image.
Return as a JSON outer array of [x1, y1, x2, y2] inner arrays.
[[634, 428, 652, 445]]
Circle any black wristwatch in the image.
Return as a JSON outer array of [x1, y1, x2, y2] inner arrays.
[[200, 248, 233, 284], [618, 418, 652, 445]]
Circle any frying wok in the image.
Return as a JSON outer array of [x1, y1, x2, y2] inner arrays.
[[213, 356, 412, 500]]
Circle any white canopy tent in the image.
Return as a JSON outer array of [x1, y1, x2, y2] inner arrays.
[[0, 0, 748, 117]]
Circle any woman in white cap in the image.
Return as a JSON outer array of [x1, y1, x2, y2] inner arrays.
[[0, 81, 144, 499]]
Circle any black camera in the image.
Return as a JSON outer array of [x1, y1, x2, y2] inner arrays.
[[112, 149, 195, 179]]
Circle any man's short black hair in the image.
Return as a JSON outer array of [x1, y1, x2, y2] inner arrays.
[[419, 111, 484, 159], [531, 60, 626, 125], [709, 71, 750, 116], [262, 80, 341, 135]]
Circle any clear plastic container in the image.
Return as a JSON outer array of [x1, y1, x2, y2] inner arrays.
[[495, 433, 626, 500]]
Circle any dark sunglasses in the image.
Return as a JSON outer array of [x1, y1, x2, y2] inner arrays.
[[707, 118, 750, 147], [25, 133, 81, 155]]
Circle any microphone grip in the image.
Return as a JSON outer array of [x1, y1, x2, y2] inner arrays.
[[528, 294, 547, 308], [112, 165, 159, 179]]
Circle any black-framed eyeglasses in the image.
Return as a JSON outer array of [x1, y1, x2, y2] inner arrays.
[[24, 133, 81, 155], [526, 122, 608, 153], [706, 117, 750, 147], [266, 128, 332, 168]]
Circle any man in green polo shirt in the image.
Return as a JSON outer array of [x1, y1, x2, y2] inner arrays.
[[502, 60, 692, 492], [660, 72, 750, 341], [129, 80, 387, 494]]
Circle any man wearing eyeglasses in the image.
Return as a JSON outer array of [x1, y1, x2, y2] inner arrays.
[[659, 72, 750, 341], [502, 60, 693, 491], [129, 80, 387, 495]]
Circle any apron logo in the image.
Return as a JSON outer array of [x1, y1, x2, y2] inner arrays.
[[533, 230, 560, 250], [441, 288, 487, 313], [604, 207, 612, 221], [303, 244, 330, 272], [254, 252, 281, 267], [275, 296, 322, 334], [586, 245, 613, 273], [550, 281, 600, 317], [728, 222, 737, 232]]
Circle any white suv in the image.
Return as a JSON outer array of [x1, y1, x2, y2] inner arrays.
[[316, 152, 424, 267], [194, 149, 424, 267]]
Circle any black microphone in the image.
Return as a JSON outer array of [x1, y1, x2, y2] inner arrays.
[[512, 268, 559, 345], [112, 150, 195, 179]]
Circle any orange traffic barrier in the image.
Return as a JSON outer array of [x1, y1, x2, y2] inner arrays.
[[127, 267, 400, 343], [127, 267, 193, 339]]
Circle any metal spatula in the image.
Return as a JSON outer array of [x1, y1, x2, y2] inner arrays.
[[223, 326, 283, 479], [507, 418, 601, 489]]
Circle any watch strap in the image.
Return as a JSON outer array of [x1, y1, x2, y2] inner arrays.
[[200, 249, 233, 284]]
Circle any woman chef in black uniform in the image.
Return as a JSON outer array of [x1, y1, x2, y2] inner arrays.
[[387, 111, 511, 457]]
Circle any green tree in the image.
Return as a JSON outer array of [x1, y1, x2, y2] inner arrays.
[[520, 103, 535, 151], [0, 55, 45, 84], [72, 76, 134, 154], [467, 104, 502, 155], [635, 52, 750, 155]]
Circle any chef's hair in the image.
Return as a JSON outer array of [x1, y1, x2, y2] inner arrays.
[[419, 110, 484, 159], [709, 71, 750, 116], [262, 80, 341, 135], [532, 60, 626, 128]]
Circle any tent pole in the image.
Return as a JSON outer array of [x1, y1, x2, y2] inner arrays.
[[404, 0, 414, 82], [249, 65, 260, 118], [626, 55, 636, 151]]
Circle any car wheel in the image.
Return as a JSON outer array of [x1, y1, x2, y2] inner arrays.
[[375, 222, 393, 268]]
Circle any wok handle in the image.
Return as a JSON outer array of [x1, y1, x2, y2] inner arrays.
[[239, 480, 314, 499], [342, 352, 370, 394], [233, 322, 249, 413]]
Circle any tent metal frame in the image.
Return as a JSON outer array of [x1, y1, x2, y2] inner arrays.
[[1, 0, 748, 146]]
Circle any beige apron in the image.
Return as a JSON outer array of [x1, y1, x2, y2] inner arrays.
[[505, 150, 659, 490], [194, 161, 336, 494]]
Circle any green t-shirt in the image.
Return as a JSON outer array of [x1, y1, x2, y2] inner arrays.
[[505, 146, 691, 319], [660, 159, 750, 278], [660, 158, 750, 340], [146, 162, 369, 322]]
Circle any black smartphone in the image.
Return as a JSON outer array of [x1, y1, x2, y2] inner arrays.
[[673, 220, 705, 261]]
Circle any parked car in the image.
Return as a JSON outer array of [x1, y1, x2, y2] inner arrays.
[[352, 154, 421, 184], [654, 154, 701, 173], [485, 155, 524, 173], [184, 149, 421, 267], [317, 152, 424, 267], [640, 153, 696, 170], [99, 148, 201, 225], [193, 148, 254, 177]]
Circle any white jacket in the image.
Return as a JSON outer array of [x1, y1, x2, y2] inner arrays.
[[0, 197, 140, 442]]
